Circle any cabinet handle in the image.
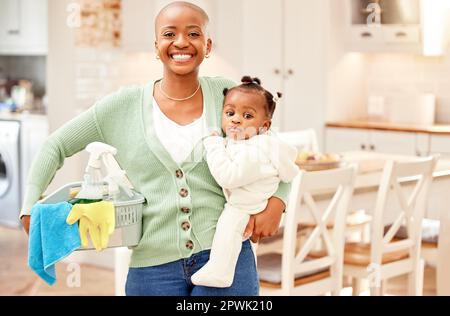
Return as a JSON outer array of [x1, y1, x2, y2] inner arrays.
[[370, 144, 375, 151], [287, 69, 294, 76], [395, 32, 407, 37], [361, 144, 366, 150], [7, 30, 20, 35], [360, 32, 372, 38], [274, 69, 281, 75]]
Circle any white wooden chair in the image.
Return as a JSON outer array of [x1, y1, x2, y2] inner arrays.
[[276, 129, 319, 153], [258, 166, 356, 296], [275, 128, 371, 242], [420, 219, 440, 267], [343, 156, 437, 296]]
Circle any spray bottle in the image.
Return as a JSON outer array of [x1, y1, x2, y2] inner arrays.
[[76, 142, 133, 200]]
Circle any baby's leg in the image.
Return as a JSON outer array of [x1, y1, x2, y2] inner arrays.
[[191, 205, 249, 288]]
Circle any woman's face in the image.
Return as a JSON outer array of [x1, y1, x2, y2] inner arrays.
[[155, 6, 212, 76]]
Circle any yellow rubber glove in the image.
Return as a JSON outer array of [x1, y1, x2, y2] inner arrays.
[[78, 217, 102, 251], [66, 201, 115, 251]]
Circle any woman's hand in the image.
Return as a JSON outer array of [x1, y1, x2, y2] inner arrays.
[[244, 196, 285, 243], [21, 215, 31, 235]]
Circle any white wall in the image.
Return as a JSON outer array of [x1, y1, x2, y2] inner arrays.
[[326, 0, 369, 122], [46, 0, 84, 194], [365, 52, 450, 124]]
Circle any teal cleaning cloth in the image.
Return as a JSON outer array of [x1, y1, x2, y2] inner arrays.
[[28, 202, 81, 285]]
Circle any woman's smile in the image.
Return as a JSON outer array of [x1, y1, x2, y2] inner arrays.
[[170, 52, 196, 63]]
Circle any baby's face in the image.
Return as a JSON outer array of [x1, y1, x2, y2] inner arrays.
[[221, 89, 271, 141]]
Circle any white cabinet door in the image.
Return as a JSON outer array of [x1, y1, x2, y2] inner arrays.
[[241, 0, 283, 128], [325, 128, 370, 153], [0, 0, 21, 48], [430, 135, 450, 158], [283, 0, 326, 137], [19, 116, 49, 198], [369, 130, 416, 155], [326, 128, 418, 155], [415, 133, 430, 157], [0, 0, 48, 55], [241, 0, 327, 147]]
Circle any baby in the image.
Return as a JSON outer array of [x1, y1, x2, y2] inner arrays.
[[191, 76, 300, 288]]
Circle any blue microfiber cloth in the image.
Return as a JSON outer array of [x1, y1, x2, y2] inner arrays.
[[28, 202, 81, 285]]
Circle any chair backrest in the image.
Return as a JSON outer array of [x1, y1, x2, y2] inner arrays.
[[370, 156, 438, 265], [281, 166, 356, 294], [277, 129, 319, 153]]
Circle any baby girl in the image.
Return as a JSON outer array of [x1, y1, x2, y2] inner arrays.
[[191, 76, 299, 287]]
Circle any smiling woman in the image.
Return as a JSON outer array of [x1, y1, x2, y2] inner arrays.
[[20, 1, 292, 297]]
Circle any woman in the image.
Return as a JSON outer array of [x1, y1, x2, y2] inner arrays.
[[20, 1, 290, 296]]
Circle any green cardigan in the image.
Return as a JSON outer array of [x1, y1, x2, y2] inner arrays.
[[20, 76, 290, 267]]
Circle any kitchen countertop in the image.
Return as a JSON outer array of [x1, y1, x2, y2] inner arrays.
[[326, 119, 450, 135], [0, 111, 47, 121], [341, 151, 450, 190]]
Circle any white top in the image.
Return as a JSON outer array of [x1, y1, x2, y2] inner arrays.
[[152, 97, 208, 164], [203, 133, 300, 214]]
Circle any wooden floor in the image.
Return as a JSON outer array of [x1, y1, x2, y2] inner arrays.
[[0, 226, 114, 296], [0, 226, 437, 296]]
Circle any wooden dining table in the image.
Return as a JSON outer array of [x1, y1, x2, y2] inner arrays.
[[336, 151, 450, 295]]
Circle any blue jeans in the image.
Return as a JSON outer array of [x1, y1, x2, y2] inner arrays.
[[125, 240, 259, 296]]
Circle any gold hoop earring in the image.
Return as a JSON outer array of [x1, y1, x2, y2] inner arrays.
[[205, 54, 210, 59], [156, 55, 160, 60]]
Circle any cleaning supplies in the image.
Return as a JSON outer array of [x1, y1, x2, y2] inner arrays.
[[28, 202, 81, 285], [66, 201, 115, 251], [34, 141, 145, 252], [76, 142, 134, 200]]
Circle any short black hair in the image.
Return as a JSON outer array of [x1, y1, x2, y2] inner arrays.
[[223, 76, 282, 118]]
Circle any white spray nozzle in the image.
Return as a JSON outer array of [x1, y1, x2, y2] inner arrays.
[[85, 142, 117, 171]]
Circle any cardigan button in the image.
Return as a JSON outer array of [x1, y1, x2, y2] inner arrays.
[[181, 207, 190, 214], [181, 221, 191, 231], [175, 169, 184, 179], [185, 240, 194, 250], [179, 188, 189, 198]]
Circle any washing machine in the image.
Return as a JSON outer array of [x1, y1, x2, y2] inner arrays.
[[0, 120, 21, 227]]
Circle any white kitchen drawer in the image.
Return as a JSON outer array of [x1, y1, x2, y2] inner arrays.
[[383, 26, 421, 43], [350, 26, 383, 44], [370, 130, 416, 155]]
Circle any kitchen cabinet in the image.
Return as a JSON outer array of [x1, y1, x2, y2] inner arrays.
[[20, 115, 49, 194], [325, 127, 417, 155], [0, 0, 48, 55], [370, 130, 416, 155], [345, 0, 423, 54], [326, 128, 370, 153], [415, 133, 431, 157], [241, 0, 327, 140], [430, 135, 450, 158]]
